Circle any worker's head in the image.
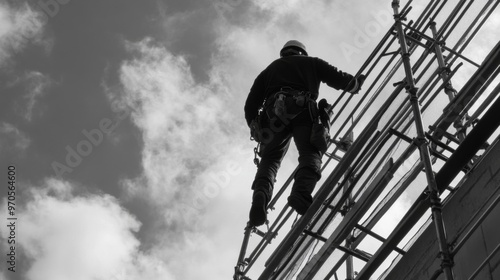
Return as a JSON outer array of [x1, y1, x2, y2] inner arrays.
[[280, 40, 308, 57]]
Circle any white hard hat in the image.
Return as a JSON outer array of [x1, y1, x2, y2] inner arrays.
[[280, 40, 308, 56]]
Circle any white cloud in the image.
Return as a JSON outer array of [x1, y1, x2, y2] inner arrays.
[[23, 71, 52, 121], [0, 1, 47, 67], [0, 122, 30, 152], [107, 32, 258, 277], [7, 71, 54, 121], [214, 0, 394, 66], [116, 37, 240, 205], [0, 178, 176, 280]]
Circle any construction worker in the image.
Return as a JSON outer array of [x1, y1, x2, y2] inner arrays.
[[245, 40, 365, 227]]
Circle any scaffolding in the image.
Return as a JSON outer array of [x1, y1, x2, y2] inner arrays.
[[234, 0, 500, 279]]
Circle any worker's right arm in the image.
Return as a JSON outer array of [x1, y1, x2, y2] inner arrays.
[[244, 72, 266, 127]]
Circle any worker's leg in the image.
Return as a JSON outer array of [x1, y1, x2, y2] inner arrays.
[[252, 131, 292, 199], [288, 115, 322, 215], [250, 121, 292, 226]]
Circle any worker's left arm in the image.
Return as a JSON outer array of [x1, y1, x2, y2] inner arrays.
[[315, 58, 365, 94]]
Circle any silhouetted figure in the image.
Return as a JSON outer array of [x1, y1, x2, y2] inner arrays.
[[245, 40, 365, 226]]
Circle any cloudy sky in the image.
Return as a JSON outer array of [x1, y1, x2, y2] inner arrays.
[[0, 0, 499, 280]]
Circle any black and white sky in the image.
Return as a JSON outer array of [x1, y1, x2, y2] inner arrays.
[[0, 0, 499, 279]]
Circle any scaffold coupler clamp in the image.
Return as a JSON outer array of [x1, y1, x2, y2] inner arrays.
[[440, 253, 454, 270]]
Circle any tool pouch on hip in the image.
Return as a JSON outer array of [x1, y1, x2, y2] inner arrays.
[[250, 115, 264, 143], [269, 89, 307, 122], [310, 99, 332, 154], [310, 119, 329, 154], [274, 94, 287, 118]]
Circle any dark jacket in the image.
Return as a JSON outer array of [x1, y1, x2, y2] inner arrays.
[[244, 55, 358, 126]]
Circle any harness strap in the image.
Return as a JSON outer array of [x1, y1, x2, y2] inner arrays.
[[264, 88, 317, 120]]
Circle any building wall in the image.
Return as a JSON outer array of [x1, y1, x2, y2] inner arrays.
[[384, 138, 500, 280]]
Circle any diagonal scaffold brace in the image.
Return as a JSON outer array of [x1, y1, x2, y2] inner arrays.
[[391, 1, 455, 280]]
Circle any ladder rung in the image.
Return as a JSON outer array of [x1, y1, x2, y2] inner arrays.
[[389, 128, 413, 143], [337, 245, 372, 262], [425, 132, 456, 153], [354, 224, 406, 255], [303, 229, 327, 242]]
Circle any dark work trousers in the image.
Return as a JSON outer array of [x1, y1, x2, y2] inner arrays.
[[251, 107, 322, 207]]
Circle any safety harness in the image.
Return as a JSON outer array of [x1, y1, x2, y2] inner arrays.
[[250, 87, 332, 167]]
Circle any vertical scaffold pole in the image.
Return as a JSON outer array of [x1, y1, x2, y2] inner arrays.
[[345, 176, 355, 280], [429, 21, 466, 142], [391, 1, 455, 280], [234, 223, 253, 280]]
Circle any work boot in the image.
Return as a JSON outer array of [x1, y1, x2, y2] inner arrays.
[[287, 193, 312, 215], [249, 191, 267, 227]]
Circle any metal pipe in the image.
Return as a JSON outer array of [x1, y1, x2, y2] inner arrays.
[[398, 22, 480, 67], [436, 80, 500, 186], [257, 83, 400, 279], [315, 132, 383, 234], [350, 133, 394, 202], [354, 224, 406, 255], [325, 53, 455, 280], [275, 135, 386, 278], [426, 0, 448, 32], [448, 0, 497, 66], [244, 209, 294, 274], [467, 243, 500, 280], [429, 268, 444, 280], [346, 236, 355, 280], [308, 133, 394, 272], [265, 4, 417, 238], [330, 7, 417, 149], [441, 0, 472, 42], [375, 2, 454, 280], [463, 81, 500, 129], [329, 19, 397, 119], [333, 54, 408, 168], [300, 120, 433, 278], [451, 194, 500, 255], [274, 235, 316, 279], [358, 53, 453, 187], [322, 2, 446, 277], [433, 44, 500, 142], [237, 1, 500, 279], [396, 63, 462, 149], [457, 65, 500, 126], [430, 21, 458, 101], [429, 21, 466, 142], [324, 7, 464, 275], [297, 159, 395, 279], [355, 63, 500, 280], [234, 224, 253, 280], [412, 0, 436, 31], [268, 0, 420, 221], [268, 170, 295, 209], [306, 1, 498, 278], [329, 0, 405, 113], [282, 130, 383, 274]]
